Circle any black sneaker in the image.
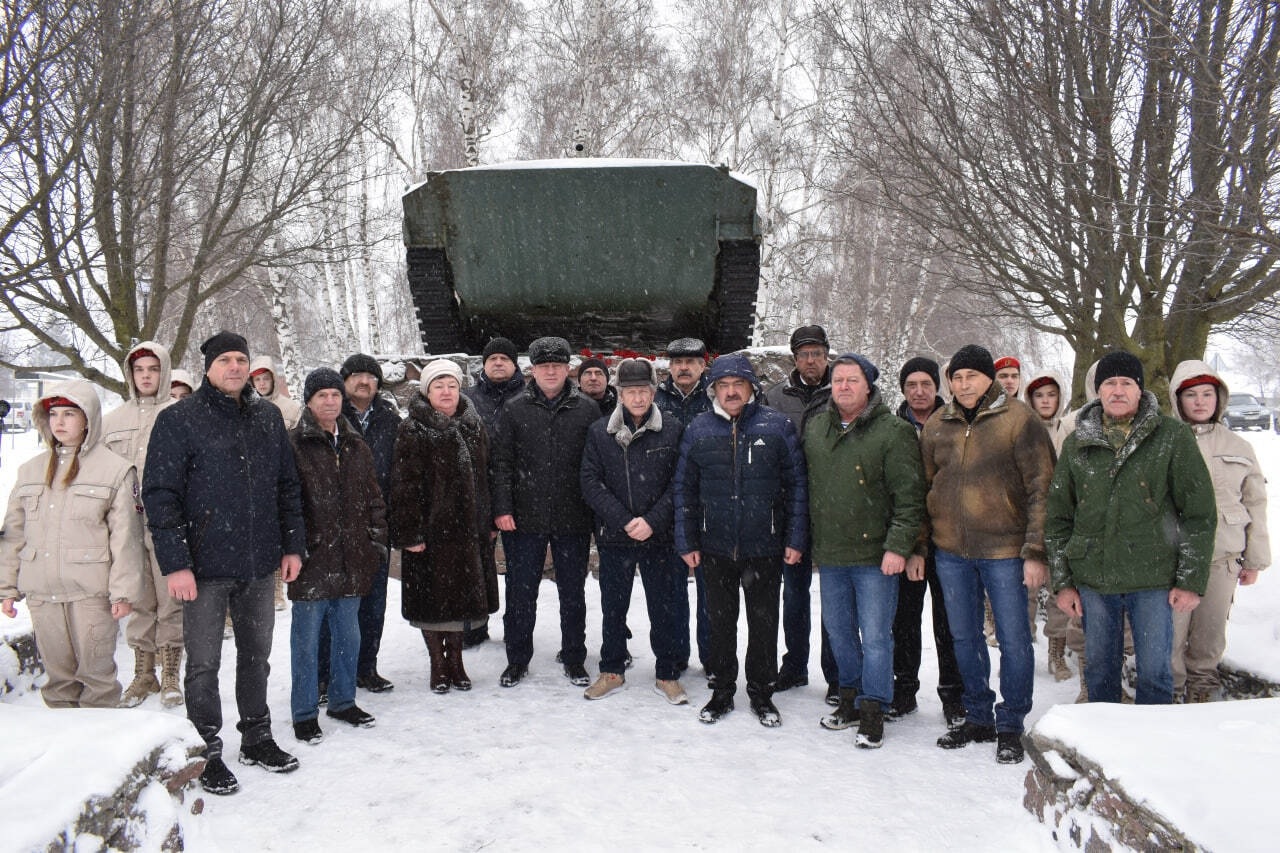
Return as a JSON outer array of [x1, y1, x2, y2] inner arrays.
[[824, 682, 840, 707], [500, 663, 528, 688], [996, 731, 1025, 764], [936, 721, 998, 750], [698, 690, 735, 724], [774, 670, 808, 692], [239, 739, 300, 773], [750, 694, 782, 727], [856, 700, 884, 749], [357, 672, 394, 693], [943, 701, 967, 730], [293, 719, 323, 745], [326, 704, 376, 728], [886, 694, 918, 722], [199, 756, 240, 795], [564, 663, 590, 687]]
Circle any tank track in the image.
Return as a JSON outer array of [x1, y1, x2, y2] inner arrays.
[[710, 240, 759, 352], [406, 247, 471, 354]]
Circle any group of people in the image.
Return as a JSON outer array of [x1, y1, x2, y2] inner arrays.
[[0, 325, 1268, 795]]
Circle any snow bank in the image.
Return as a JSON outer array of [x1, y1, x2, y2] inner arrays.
[[0, 705, 205, 851], [1026, 700, 1278, 851]]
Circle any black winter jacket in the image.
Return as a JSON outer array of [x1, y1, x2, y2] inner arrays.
[[580, 404, 683, 547], [655, 374, 711, 427], [390, 395, 499, 623], [490, 382, 598, 535], [288, 411, 387, 601], [463, 371, 526, 437], [674, 396, 808, 560], [343, 393, 401, 501], [143, 380, 306, 581]]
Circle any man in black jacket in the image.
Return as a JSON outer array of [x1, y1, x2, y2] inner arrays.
[[579, 359, 686, 703], [461, 337, 526, 647], [763, 325, 838, 699], [143, 331, 306, 796], [491, 336, 600, 688], [890, 356, 964, 727]]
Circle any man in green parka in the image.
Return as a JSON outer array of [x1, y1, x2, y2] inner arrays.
[[804, 353, 925, 749], [1046, 351, 1216, 705]]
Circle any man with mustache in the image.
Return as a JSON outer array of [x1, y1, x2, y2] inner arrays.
[[675, 354, 808, 727]]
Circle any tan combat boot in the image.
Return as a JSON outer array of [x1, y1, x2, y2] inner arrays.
[[119, 649, 159, 708], [1047, 637, 1072, 681], [1074, 654, 1089, 703], [159, 646, 184, 708]]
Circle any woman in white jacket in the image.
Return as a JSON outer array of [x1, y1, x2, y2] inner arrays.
[[1169, 360, 1270, 702], [0, 380, 144, 707]]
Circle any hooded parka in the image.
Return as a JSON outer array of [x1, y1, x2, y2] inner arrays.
[[0, 380, 145, 607], [102, 341, 175, 471], [249, 355, 302, 430]]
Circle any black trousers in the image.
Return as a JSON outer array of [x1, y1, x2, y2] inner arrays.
[[892, 549, 963, 705], [702, 553, 782, 698]]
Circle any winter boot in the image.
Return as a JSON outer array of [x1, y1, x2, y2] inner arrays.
[[856, 699, 884, 749], [1074, 654, 1089, 703], [423, 630, 449, 694], [698, 689, 735, 724], [1047, 637, 1072, 682], [936, 721, 997, 750], [996, 731, 1025, 764], [119, 649, 159, 708], [445, 632, 472, 691], [749, 693, 782, 728], [820, 688, 860, 730], [159, 645, 184, 708]]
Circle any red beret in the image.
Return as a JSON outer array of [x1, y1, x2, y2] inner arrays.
[[993, 356, 1020, 371]]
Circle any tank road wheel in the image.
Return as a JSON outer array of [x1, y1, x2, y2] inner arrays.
[[406, 247, 469, 354], [709, 240, 759, 352]]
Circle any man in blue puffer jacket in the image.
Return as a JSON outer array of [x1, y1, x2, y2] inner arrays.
[[674, 353, 808, 727]]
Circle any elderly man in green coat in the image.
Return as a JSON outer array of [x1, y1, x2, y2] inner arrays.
[[1046, 351, 1216, 705], [804, 353, 925, 749]]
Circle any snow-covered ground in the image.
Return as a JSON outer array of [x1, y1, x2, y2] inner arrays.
[[2, 424, 1278, 851]]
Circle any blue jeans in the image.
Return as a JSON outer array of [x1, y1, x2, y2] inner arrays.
[[502, 531, 590, 668], [318, 554, 389, 683], [818, 564, 898, 705], [1078, 586, 1173, 704], [291, 597, 361, 722], [934, 549, 1034, 733], [598, 543, 685, 679]]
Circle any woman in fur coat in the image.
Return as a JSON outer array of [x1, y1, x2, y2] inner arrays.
[[390, 360, 499, 693]]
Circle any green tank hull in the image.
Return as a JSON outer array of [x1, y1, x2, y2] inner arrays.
[[402, 160, 760, 354]]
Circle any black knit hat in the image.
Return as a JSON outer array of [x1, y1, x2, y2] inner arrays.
[[303, 367, 347, 403], [667, 337, 707, 359], [577, 357, 609, 379], [528, 336, 571, 365], [201, 331, 250, 371], [340, 353, 383, 387], [946, 344, 996, 381], [1094, 351, 1144, 392], [482, 337, 519, 364], [616, 358, 656, 388], [789, 325, 829, 352], [898, 356, 940, 391]]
